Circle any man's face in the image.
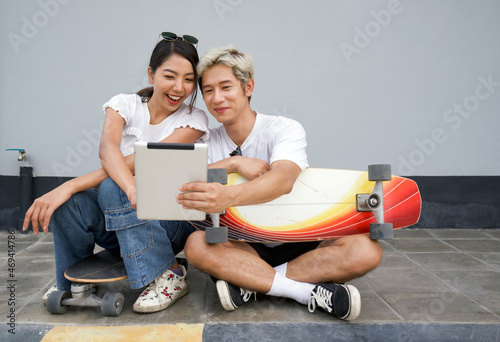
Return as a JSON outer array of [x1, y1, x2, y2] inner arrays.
[[200, 64, 252, 125]]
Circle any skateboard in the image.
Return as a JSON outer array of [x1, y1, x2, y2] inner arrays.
[[193, 165, 421, 243], [46, 250, 128, 316], [46, 250, 189, 316]]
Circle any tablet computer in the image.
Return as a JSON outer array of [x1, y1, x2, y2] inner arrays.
[[134, 142, 208, 221]]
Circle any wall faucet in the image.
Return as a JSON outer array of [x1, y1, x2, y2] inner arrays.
[[6, 148, 29, 161]]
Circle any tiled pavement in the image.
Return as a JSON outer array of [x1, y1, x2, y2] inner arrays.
[[0, 228, 499, 341]]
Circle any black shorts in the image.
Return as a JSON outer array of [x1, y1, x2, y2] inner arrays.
[[247, 241, 321, 267]]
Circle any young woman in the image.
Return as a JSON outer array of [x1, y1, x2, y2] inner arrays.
[[23, 32, 208, 313]]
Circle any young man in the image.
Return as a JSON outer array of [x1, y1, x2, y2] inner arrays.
[[177, 46, 383, 320]]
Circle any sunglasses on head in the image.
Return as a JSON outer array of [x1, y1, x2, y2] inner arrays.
[[158, 32, 199, 47]]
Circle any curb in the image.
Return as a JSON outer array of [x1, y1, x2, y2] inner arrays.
[[4, 323, 500, 342]]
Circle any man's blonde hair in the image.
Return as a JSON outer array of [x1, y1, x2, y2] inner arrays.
[[197, 45, 254, 101]]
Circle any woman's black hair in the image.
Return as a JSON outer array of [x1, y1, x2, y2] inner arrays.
[[136, 38, 199, 112]]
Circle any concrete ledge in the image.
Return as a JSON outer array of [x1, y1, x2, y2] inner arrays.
[[204, 323, 500, 342], [4, 323, 500, 342]]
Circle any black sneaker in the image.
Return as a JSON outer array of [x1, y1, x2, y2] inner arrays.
[[176, 257, 189, 271], [308, 283, 361, 320], [216, 280, 256, 311]]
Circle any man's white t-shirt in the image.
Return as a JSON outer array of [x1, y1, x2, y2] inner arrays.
[[207, 113, 308, 171], [208, 113, 308, 248], [103, 93, 209, 156]]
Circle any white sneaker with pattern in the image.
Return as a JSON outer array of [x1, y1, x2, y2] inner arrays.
[[133, 265, 189, 313]]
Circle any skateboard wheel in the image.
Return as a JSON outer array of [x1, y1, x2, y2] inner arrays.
[[370, 223, 393, 240], [206, 226, 228, 244], [368, 164, 392, 181], [101, 292, 124, 317], [46, 291, 70, 314]]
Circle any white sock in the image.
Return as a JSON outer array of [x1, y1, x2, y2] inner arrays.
[[273, 262, 288, 276], [266, 272, 315, 305]]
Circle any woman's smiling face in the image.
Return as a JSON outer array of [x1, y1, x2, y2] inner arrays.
[[148, 53, 196, 116]]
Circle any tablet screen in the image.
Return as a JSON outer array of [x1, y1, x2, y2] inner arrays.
[[135, 142, 208, 221]]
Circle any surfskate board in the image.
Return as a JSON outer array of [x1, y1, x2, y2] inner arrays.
[[192, 165, 421, 243]]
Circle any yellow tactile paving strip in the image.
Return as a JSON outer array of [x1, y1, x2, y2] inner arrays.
[[41, 324, 204, 342]]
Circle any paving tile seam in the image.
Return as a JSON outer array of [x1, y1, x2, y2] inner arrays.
[[403, 252, 499, 271], [25, 321, 500, 328], [427, 230, 489, 239], [368, 285, 406, 322], [431, 239, 465, 253], [14, 279, 59, 315], [424, 270, 500, 321], [362, 280, 406, 322], [17, 241, 52, 248], [8, 256, 55, 260], [19, 323, 206, 327], [396, 251, 425, 269], [407, 236, 498, 241], [458, 252, 500, 270], [398, 251, 500, 254], [16, 241, 54, 244], [15, 298, 41, 315], [406, 268, 497, 272], [9, 321, 500, 329], [7, 319, 441, 326], [402, 250, 500, 253], [420, 269, 464, 293]]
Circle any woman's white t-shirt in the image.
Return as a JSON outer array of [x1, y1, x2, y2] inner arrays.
[[103, 93, 209, 156]]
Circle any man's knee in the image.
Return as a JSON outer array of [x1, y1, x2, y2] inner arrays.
[[352, 235, 383, 275], [330, 234, 382, 277], [184, 231, 207, 265]]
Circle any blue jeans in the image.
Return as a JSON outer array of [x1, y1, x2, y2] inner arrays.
[[50, 188, 120, 291], [97, 178, 196, 289]]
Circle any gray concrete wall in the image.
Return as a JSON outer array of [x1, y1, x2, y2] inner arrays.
[[1, 0, 499, 178]]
